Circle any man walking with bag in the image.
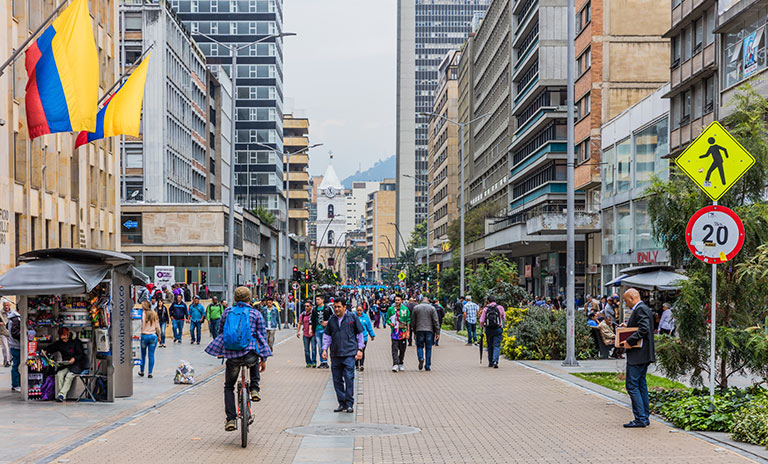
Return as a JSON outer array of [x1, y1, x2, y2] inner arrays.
[[321, 298, 364, 413], [411, 297, 440, 371], [620, 288, 655, 428], [386, 295, 410, 372]]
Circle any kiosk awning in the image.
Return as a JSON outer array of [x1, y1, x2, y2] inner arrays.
[[0, 258, 111, 295], [621, 270, 688, 291], [605, 274, 628, 287]]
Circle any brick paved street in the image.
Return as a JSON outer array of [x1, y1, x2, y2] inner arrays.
[[19, 331, 757, 464]]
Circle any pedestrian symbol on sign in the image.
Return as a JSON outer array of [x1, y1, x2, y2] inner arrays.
[[675, 121, 755, 201], [700, 137, 728, 187]]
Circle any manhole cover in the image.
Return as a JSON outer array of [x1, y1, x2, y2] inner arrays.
[[286, 423, 420, 437]]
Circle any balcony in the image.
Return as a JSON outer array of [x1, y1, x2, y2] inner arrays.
[[525, 210, 600, 235], [287, 171, 309, 182], [284, 136, 309, 147], [289, 190, 309, 200], [286, 153, 309, 165], [289, 209, 309, 219], [283, 118, 309, 130]]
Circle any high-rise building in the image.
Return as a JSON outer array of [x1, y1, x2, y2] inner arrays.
[[208, 66, 233, 206], [428, 50, 461, 265], [396, 0, 492, 248], [346, 181, 381, 233], [308, 174, 323, 244], [121, 0, 212, 203], [283, 114, 310, 265], [365, 180, 398, 281], [173, 0, 285, 217], [0, 0, 119, 275]]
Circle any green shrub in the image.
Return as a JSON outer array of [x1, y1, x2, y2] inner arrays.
[[442, 311, 455, 331], [502, 306, 595, 360], [731, 397, 768, 446], [649, 386, 768, 432]]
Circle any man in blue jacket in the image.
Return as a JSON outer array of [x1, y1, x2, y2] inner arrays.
[[321, 298, 363, 413], [188, 295, 206, 345], [169, 293, 188, 343]]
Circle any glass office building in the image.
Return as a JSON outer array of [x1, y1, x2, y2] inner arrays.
[[172, 0, 285, 217], [396, 0, 492, 245]]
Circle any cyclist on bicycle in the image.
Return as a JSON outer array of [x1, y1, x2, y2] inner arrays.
[[205, 286, 272, 431]]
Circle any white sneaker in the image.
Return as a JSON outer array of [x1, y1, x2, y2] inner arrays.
[[398, 364, 404, 371], [11, 386, 20, 392], [392, 365, 399, 372]]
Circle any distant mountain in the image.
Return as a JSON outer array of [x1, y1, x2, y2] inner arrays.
[[341, 155, 395, 189]]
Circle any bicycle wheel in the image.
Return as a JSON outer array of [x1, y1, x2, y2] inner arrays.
[[240, 383, 249, 447]]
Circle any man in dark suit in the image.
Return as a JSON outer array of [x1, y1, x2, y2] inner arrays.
[[619, 288, 655, 428]]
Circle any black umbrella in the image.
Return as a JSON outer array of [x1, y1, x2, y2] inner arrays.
[[479, 330, 485, 364]]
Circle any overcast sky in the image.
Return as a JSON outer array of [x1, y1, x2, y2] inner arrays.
[[283, 1, 396, 179]]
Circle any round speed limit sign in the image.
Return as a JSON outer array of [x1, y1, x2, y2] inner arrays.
[[311, 284, 318, 291], [292, 282, 300, 290], [686, 205, 745, 264]]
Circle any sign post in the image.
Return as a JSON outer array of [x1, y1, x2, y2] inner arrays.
[[676, 121, 754, 399]]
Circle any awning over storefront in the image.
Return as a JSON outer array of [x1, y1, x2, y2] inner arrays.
[[0, 258, 111, 295], [605, 274, 628, 287], [620, 270, 688, 291]]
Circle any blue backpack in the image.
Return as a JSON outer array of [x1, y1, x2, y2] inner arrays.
[[222, 303, 254, 351]]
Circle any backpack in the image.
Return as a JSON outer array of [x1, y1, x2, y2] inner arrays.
[[222, 304, 254, 351], [485, 304, 502, 330], [10, 315, 20, 342]]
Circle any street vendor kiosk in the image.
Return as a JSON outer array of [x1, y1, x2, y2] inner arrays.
[[0, 249, 147, 402]]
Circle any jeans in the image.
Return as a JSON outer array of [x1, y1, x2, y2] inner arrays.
[[208, 318, 221, 340], [10, 347, 20, 388], [267, 330, 276, 351], [315, 331, 327, 365], [55, 367, 77, 398], [626, 362, 651, 423], [331, 356, 355, 408], [224, 351, 261, 421], [466, 322, 477, 344], [391, 338, 407, 365], [171, 319, 184, 342], [355, 341, 368, 368], [190, 320, 202, 343], [159, 322, 167, 345], [140, 333, 158, 374], [415, 331, 434, 369], [486, 327, 503, 365], [303, 335, 317, 365]]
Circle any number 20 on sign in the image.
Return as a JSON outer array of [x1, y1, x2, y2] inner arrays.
[[685, 205, 745, 264]]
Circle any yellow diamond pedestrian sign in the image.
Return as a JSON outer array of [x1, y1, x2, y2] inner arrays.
[[675, 121, 755, 201], [398, 271, 406, 281]]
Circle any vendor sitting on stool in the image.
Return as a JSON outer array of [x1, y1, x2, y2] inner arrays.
[[43, 327, 87, 402]]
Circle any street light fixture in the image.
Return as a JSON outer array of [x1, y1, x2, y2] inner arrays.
[[251, 141, 323, 303], [387, 222, 408, 251], [404, 174, 435, 276], [419, 111, 490, 297], [194, 31, 297, 305]]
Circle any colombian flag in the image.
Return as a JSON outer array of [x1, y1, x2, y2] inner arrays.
[[75, 53, 151, 148], [25, 0, 98, 139]]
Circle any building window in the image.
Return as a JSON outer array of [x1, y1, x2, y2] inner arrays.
[[328, 204, 335, 218], [671, 35, 681, 67], [328, 230, 334, 245], [602, 207, 614, 255], [616, 138, 631, 193], [704, 76, 714, 114], [121, 213, 142, 244], [694, 18, 703, 54], [634, 117, 669, 189], [634, 200, 660, 251], [576, 137, 591, 163], [602, 146, 615, 198], [616, 203, 631, 254]]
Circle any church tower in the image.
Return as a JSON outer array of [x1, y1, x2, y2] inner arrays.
[[315, 157, 347, 277]]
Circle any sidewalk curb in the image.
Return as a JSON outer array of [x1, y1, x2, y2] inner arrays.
[[517, 360, 768, 464], [26, 331, 295, 464]]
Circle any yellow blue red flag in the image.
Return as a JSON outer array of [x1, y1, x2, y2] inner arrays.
[[25, 0, 98, 139], [75, 53, 151, 148]]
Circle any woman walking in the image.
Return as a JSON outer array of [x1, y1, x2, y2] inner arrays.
[[355, 306, 375, 371], [297, 301, 316, 367], [139, 301, 161, 378], [153, 295, 170, 347]]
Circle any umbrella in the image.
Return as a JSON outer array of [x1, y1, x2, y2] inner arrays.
[[621, 270, 688, 291], [479, 331, 484, 364]]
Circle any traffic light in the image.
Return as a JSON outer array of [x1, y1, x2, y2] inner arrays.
[[184, 268, 192, 284], [292, 266, 300, 281], [200, 270, 207, 286], [304, 269, 310, 282]]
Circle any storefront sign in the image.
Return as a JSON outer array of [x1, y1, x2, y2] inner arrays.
[[154, 266, 175, 287], [637, 251, 660, 264], [524, 265, 532, 278], [0, 208, 9, 246]]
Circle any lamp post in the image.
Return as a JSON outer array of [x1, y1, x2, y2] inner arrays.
[[387, 222, 408, 252], [195, 31, 296, 305], [419, 112, 490, 297], [251, 141, 323, 305], [404, 174, 435, 275]]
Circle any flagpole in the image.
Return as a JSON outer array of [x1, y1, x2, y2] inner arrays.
[[101, 43, 155, 106], [0, 0, 69, 76]]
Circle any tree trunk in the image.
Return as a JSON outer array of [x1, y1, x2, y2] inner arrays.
[[719, 350, 728, 389]]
